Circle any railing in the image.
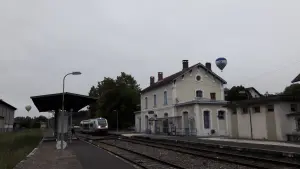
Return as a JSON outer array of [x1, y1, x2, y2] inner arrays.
[[154, 127, 197, 136], [287, 134, 300, 142]]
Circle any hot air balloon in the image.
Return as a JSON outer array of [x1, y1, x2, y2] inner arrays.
[[25, 105, 31, 112], [215, 57, 227, 72]]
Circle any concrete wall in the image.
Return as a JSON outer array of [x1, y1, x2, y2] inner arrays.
[[0, 103, 15, 131], [175, 66, 224, 103]]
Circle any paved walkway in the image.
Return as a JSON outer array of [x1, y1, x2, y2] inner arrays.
[[70, 140, 135, 169], [15, 129, 136, 169], [14, 141, 83, 169]]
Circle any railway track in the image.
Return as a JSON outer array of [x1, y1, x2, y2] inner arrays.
[[77, 134, 183, 169], [117, 137, 300, 169]]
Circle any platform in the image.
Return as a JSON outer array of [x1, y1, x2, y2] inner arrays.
[[118, 133, 300, 154], [69, 140, 136, 169], [16, 138, 136, 169]]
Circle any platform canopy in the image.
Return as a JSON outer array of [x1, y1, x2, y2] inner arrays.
[[31, 92, 97, 112]]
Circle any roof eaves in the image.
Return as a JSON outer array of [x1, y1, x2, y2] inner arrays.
[[292, 73, 300, 83], [0, 99, 17, 110], [141, 62, 227, 93]]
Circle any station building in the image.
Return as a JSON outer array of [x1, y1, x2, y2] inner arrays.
[[135, 60, 229, 136]]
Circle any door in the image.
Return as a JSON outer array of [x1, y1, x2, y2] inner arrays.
[[203, 111, 211, 135], [138, 118, 141, 132], [0, 117, 4, 132], [218, 110, 227, 136]]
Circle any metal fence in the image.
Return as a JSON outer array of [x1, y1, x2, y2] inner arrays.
[[153, 127, 197, 136]]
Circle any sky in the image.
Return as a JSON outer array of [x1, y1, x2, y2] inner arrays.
[[1, 0, 300, 117]]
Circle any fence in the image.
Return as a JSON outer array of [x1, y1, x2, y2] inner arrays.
[[153, 127, 197, 136]]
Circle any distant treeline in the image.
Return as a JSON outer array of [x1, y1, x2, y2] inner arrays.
[[14, 116, 48, 128]]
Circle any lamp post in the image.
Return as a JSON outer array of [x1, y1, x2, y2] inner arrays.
[[239, 90, 253, 139], [60, 71, 81, 151], [113, 110, 119, 132]]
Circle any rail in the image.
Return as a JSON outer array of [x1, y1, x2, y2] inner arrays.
[[120, 137, 300, 169]]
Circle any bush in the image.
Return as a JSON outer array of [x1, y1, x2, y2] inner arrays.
[[0, 129, 42, 169]]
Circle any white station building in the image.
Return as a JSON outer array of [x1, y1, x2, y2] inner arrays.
[[135, 60, 229, 136]]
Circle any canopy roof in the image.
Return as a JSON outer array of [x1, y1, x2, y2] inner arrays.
[[31, 92, 97, 112]]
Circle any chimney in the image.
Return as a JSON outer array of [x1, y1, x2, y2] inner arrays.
[[205, 62, 211, 71], [158, 72, 163, 81], [150, 76, 155, 85], [182, 60, 189, 70]]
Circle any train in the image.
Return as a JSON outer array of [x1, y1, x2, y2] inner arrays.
[[79, 117, 108, 135]]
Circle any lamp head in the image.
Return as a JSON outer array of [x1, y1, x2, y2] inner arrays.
[[72, 71, 81, 75]]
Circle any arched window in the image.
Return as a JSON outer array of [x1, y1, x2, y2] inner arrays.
[[196, 90, 203, 98]]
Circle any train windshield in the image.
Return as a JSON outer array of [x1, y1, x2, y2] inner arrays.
[[98, 119, 107, 125]]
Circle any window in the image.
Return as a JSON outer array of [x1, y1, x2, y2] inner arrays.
[[242, 108, 248, 114], [196, 90, 203, 98], [253, 106, 260, 113], [291, 104, 297, 112], [181, 75, 184, 80], [153, 94, 157, 107], [196, 75, 201, 81], [210, 93, 216, 100], [296, 118, 300, 131], [267, 105, 274, 112], [173, 80, 176, 84], [164, 91, 168, 105], [189, 69, 192, 75], [218, 111, 225, 120], [203, 111, 210, 129], [145, 97, 148, 109]]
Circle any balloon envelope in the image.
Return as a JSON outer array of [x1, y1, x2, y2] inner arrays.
[[25, 105, 31, 112], [215, 57, 227, 71]]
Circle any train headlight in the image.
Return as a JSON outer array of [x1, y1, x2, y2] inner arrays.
[[98, 126, 101, 129]]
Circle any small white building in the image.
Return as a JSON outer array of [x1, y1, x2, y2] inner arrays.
[[135, 60, 229, 136], [0, 99, 16, 132], [227, 95, 300, 141]]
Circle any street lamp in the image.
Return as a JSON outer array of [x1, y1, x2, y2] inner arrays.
[[239, 90, 253, 139], [113, 110, 119, 132], [60, 71, 81, 151]]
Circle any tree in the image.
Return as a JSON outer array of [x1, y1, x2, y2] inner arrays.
[[283, 83, 300, 95], [88, 72, 141, 129], [225, 85, 248, 101]]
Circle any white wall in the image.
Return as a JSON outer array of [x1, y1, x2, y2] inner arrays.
[[237, 108, 251, 138], [251, 106, 267, 139], [274, 102, 298, 141], [141, 83, 173, 113], [175, 66, 224, 103]]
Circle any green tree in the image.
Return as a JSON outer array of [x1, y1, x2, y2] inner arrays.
[[88, 72, 141, 129], [283, 83, 300, 95], [226, 85, 248, 101]]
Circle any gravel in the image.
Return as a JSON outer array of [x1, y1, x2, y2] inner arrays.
[[99, 139, 255, 169]]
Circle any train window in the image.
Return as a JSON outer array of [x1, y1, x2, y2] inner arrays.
[[98, 119, 107, 125]]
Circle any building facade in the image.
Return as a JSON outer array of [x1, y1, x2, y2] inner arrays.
[[135, 60, 229, 136], [228, 95, 300, 141], [0, 99, 16, 132]]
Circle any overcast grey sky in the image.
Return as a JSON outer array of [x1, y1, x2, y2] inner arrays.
[[1, 0, 300, 117]]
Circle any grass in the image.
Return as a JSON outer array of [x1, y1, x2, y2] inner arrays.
[[0, 129, 43, 169]]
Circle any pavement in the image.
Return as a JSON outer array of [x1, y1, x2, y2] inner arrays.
[[69, 140, 136, 169], [15, 129, 136, 169]]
